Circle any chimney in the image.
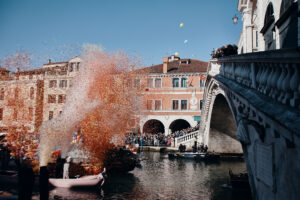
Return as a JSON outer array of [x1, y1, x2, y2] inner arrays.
[[163, 57, 168, 74], [48, 59, 51, 64], [130, 65, 134, 71]]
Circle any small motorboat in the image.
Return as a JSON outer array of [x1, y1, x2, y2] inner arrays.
[[49, 173, 104, 188], [194, 152, 220, 162], [168, 152, 205, 159]]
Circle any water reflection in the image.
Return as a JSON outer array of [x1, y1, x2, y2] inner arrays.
[[49, 152, 251, 200]]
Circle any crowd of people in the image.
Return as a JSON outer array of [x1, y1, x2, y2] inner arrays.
[[124, 123, 200, 147]]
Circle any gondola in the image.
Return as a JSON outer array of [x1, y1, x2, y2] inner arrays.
[[229, 169, 250, 189]]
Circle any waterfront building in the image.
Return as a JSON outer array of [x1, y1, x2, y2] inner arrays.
[[0, 55, 207, 137], [133, 56, 207, 135]]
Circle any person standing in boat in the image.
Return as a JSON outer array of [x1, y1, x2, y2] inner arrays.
[[63, 156, 71, 179], [193, 136, 198, 153]]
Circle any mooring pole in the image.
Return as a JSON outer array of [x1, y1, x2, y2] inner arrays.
[[39, 166, 49, 200]]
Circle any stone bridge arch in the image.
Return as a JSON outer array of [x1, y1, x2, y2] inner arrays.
[[200, 79, 242, 154]]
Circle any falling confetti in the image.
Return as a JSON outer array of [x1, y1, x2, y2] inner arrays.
[[184, 40, 188, 44], [180, 23, 184, 28]]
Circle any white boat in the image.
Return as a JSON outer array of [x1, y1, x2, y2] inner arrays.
[[49, 174, 104, 188]]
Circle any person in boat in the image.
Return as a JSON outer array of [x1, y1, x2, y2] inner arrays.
[[203, 145, 208, 153], [55, 154, 63, 178], [97, 167, 107, 187], [193, 136, 198, 153], [178, 144, 183, 153], [63, 156, 71, 179], [200, 143, 204, 152]]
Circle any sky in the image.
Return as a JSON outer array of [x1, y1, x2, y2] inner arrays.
[[0, 0, 242, 68]]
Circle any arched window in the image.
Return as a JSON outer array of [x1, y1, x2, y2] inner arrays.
[[181, 78, 187, 87], [280, 0, 294, 17], [278, 0, 297, 48], [264, 3, 274, 26], [30, 87, 34, 99], [261, 3, 276, 50], [172, 78, 179, 87]]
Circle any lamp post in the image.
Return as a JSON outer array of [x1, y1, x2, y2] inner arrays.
[[232, 14, 238, 24]]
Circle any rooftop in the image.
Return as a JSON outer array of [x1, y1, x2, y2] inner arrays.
[[135, 58, 208, 74]]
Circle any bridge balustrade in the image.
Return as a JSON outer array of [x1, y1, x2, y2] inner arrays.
[[210, 49, 300, 108], [175, 130, 198, 147]]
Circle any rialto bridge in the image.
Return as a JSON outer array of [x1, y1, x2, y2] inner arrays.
[[194, 48, 300, 200]]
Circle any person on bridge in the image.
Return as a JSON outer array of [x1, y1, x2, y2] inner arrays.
[[193, 136, 198, 153]]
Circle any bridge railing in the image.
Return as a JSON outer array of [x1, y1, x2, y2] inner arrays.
[[175, 130, 198, 147], [210, 48, 300, 108]]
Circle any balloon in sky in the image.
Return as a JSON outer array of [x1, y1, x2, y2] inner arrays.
[[184, 40, 188, 44], [180, 23, 184, 28], [175, 52, 179, 56]]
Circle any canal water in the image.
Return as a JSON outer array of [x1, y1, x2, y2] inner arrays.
[[50, 152, 252, 200]]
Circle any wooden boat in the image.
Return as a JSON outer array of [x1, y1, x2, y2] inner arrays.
[[229, 169, 250, 189], [49, 174, 104, 188]]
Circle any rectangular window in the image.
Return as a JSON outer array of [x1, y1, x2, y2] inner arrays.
[[59, 80, 67, 88], [0, 108, 3, 121], [69, 63, 73, 72], [200, 100, 203, 110], [181, 100, 187, 110], [172, 100, 179, 110], [147, 78, 153, 88], [256, 31, 258, 48], [147, 100, 153, 110], [30, 87, 34, 99], [76, 63, 80, 71], [0, 88, 4, 100], [181, 78, 187, 87], [155, 100, 162, 110], [155, 78, 162, 88], [49, 111, 54, 120], [49, 80, 57, 88], [48, 95, 56, 103], [14, 88, 19, 99], [172, 78, 179, 87], [13, 108, 17, 121], [134, 79, 141, 89], [58, 94, 66, 103], [200, 80, 204, 88], [29, 107, 33, 121]]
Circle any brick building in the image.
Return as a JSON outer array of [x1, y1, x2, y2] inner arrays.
[[133, 55, 208, 135], [0, 55, 207, 137]]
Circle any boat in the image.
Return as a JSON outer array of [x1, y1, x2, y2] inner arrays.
[[168, 152, 205, 159], [194, 152, 220, 162], [168, 151, 220, 162], [49, 174, 104, 188], [229, 169, 250, 189], [103, 148, 138, 173]]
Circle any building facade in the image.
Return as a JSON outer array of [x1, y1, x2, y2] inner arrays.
[[238, 0, 299, 53], [0, 56, 207, 137], [134, 56, 207, 135]]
